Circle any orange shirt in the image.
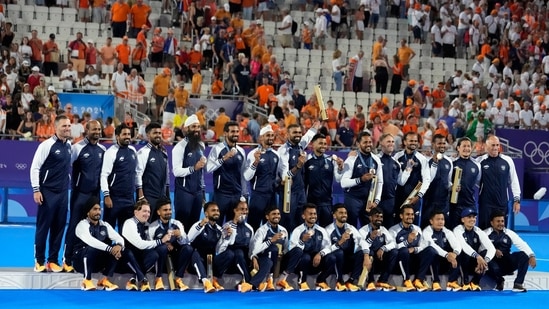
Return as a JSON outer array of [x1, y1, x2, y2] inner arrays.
[[69, 40, 87, 59], [393, 62, 403, 75], [431, 88, 446, 108], [78, 0, 89, 8], [211, 79, 223, 94], [234, 35, 246, 50], [372, 41, 382, 60], [151, 35, 165, 53], [398, 46, 414, 65], [196, 111, 206, 127], [326, 107, 338, 129], [274, 127, 287, 145], [302, 28, 312, 44], [251, 44, 266, 60], [36, 122, 55, 142], [230, 18, 244, 31], [175, 88, 189, 107], [242, 27, 254, 47], [153, 74, 171, 96], [257, 84, 274, 105], [131, 46, 147, 62], [116, 43, 131, 64], [261, 51, 272, 65], [302, 118, 312, 131], [43, 41, 58, 62], [191, 72, 202, 94], [161, 127, 174, 144], [189, 50, 202, 66], [100, 44, 116, 65], [480, 43, 491, 57], [111, 2, 131, 22], [214, 113, 230, 138], [214, 9, 230, 21], [301, 104, 319, 120], [103, 125, 114, 143], [284, 113, 297, 127], [137, 31, 148, 49], [130, 4, 151, 28], [242, 0, 254, 7], [403, 106, 420, 119], [402, 123, 418, 134]]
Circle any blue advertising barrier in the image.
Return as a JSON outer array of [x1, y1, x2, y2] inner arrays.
[[57, 93, 115, 120]]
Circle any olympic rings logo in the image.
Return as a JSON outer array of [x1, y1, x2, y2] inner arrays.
[[523, 141, 549, 165], [15, 163, 27, 170]]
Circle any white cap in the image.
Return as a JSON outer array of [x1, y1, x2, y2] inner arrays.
[[260, 125, 273, 136], [31, 66, 40, 71], [47, 85, 55, 91], [224, 3, 230, 11], [87, 39, 94, 44], [194, 44, 200, 51], [0, 85, 6, 91], [255, 19, 262, 24], [22, 60, 30, 66], [184, 114, 200, 127], [267, 114, 278, 123], [316, 8, 323, 13]]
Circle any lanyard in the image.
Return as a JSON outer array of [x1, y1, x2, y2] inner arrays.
[[358, 152, 373, 171]]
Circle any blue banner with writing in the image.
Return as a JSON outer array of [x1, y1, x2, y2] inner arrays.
[[57, 93, 114, 120]]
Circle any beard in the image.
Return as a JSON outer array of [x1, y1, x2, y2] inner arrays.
[[187, 130, 202, 150]]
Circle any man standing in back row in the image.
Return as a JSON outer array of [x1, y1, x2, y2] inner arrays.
[[207, 121, 247, 224], [31, 115, 72, 273], [101, 124, 138, 231], [136, 122, 170, 222], [172, 115, 206, 231], [63, 120, 106, 272], [477, 135, 521, 229]]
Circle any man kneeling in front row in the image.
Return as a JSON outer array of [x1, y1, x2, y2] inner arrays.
[[73, 197, 142, 291]]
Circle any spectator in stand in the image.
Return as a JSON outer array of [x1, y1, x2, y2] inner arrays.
[[175, 45, 190, 82], [111, 63, 128, 105], [86, 40, 98, 70], [441, 18, 457, 58], [232, 57, 251, 97], [534, 104, 549, 130], [332, 50, 345, 92], [163, 29, 178, 68], [390, 55, 403, 95], [154, 68, 173, 120], [111, 0, 132, 38], [373, 55, 389, 94], [99, 37, 116, 80], [302, 21, 313, 50], [354, 5, 365, 40], [314, 8, 327, 51], [150, 28, 165, 68], [129, 0, 151, 38], [190, 66, 202, 97], [130, 41, 147, 76], [519, 102, 534, 129], [16, 111, 36, 140], [278, 8, 293, 48], [397, 39, 416, 81], [431, 18, 443, 57], [68, 33, 87, 79], [27, 66, 43, 92], [92, 0, 108, 24], [42, 34, 59, 77], [335, 117, 354, 148], [59, 63, 78, 93], [29, 30, 43, 71], [77, 0, 91, 22]]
